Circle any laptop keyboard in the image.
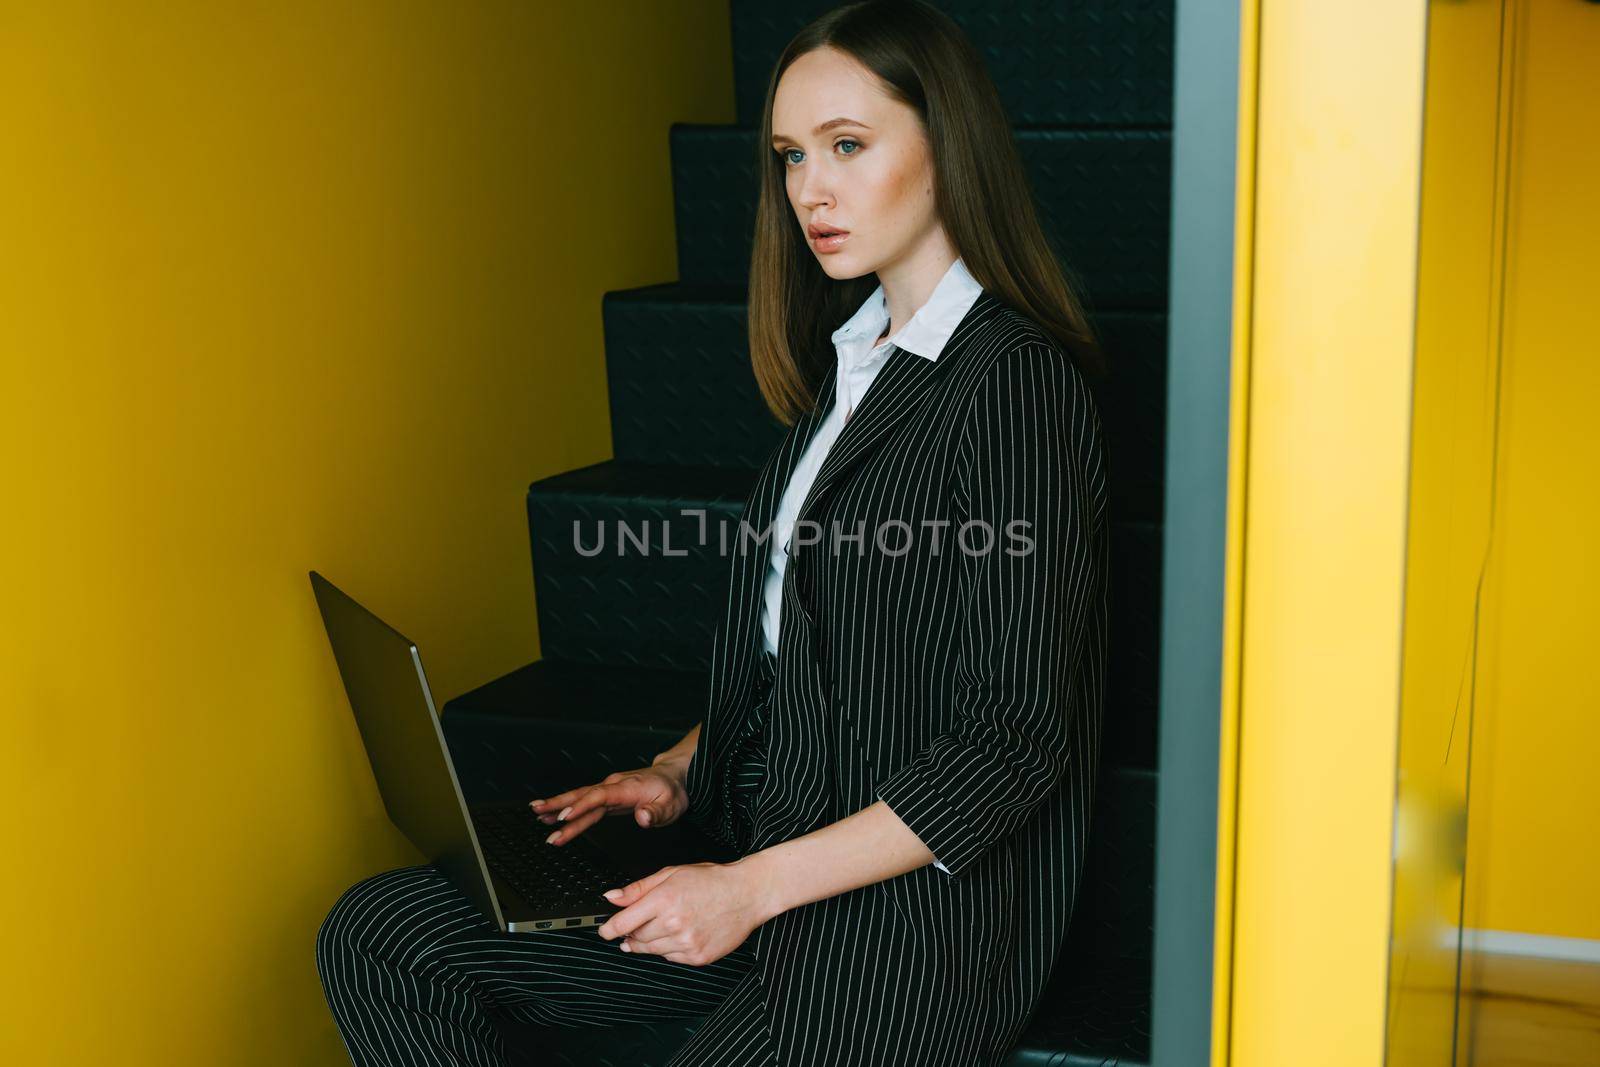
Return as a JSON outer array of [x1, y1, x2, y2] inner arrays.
[[470, 804, 631, 910]]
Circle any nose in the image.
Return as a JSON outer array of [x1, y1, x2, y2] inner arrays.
[[796, 164, 833, 213]]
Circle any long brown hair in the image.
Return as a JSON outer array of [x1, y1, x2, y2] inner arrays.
[[748, 0, 1107, 426]]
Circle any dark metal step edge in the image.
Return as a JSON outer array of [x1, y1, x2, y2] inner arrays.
[[440, 660, 1159, 786], [730, 0, 1174, 130], [598, 287, 1168, 519]]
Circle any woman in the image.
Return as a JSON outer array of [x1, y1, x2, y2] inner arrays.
[[316, 2, 1110, 1064]]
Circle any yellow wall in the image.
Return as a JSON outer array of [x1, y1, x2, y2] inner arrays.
[[1464, 0, 1600, 946], [1224, 2, 1428, 1065], [1223, 3, 1599, 1065], [1388, 3, 1514, 1062], [0, 4, 731, 1063]]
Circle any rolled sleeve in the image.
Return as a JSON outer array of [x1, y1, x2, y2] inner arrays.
[[876, 344, 1104, 877]]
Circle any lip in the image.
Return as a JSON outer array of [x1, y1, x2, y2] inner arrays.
[[809, 229, 850, 254]]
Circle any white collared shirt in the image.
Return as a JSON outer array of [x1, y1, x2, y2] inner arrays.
[[758, 256, 983, 875]]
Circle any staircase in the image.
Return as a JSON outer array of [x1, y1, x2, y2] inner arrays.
[[440, 3, 1172, 1063]]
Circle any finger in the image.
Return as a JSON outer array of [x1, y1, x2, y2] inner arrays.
[[529, 785, 587, 813], [597, 894, 661, 941], [534, 785, 599, 824], [622, 914, 680, 953], [601, 865, 675, 907], [532, 768, 655, 817], [619, 929, 676, 957], [558, 783, 625, 824], [546, 807, 604, 845], [636, 797, 672, 827]]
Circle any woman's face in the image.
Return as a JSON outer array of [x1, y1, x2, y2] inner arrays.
[[770, 47, 940, 281]]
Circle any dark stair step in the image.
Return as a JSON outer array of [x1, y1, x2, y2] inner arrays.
[[526, 460, 755, 674], [441, 659, 1160, 806], [730, 0, 1174, 131], [671, 125, 1171, 309], [442, 658, 713, 803], [442, 665, 1155, 1067], [601, 283, 783, 471], [524, 461, 1160, 766], [601, 282, 1168, 522]]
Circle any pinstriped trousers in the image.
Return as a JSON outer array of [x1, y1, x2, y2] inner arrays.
[[315, 683, 782, 1065], [314, 863, 777, 1066]]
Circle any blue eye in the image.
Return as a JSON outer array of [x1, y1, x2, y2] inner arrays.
[[779, 139, 861, 166]]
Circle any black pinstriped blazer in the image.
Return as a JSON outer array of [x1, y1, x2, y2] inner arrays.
[[684, 288, 1111, 1066]]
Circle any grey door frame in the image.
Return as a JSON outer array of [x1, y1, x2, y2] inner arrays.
[[1152, 1, 1243, 1063]]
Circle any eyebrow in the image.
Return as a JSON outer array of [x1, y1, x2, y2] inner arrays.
[[770, 117, 872, 145]]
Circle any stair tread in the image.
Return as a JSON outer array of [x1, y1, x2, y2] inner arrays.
[[528, 458, 758, 505], [671, 120, 1170, 140], [444, 659, 1155, 774], [529, 458, 1158, 530], [730, 0, 1173, 131], [604, 280, 747, 305], [445, 658, 709, 735], [604, 279, 1173, 320]]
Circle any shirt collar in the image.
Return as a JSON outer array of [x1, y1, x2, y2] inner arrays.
[[830, 256, 984, 363]]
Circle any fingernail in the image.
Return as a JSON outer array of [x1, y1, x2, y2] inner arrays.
[[603, 888, 621, 900], [530, 798, 544, 806], [546, 831, 559, 844], [639, 810, 652, 826], [558, 806, 572, 821], [620, 940, 631, 952]]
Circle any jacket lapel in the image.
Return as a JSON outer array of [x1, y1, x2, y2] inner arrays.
[[793, 287, 997, 534], [709, 375, 834, 715], [721, 288, 995, 689], [744, 370, 834, 552], [790, 344, 947, 535], [693, 382, 829, 846]]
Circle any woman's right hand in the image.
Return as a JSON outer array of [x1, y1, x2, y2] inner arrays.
[[529, 759, 691, 846]]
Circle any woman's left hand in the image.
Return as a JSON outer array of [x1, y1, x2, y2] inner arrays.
[[596, 860, 775, 967]]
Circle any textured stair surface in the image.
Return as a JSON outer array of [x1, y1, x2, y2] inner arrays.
[[729, 0, 1175, 129], [444, 659, 713, 804], [602, 284, 1169, 524], [525, 460, 755, 673], [602, 284, 780, 471], [446, 0, 1177, 1062]]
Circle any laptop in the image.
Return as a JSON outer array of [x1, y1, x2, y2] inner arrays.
[[309, 569, 723, 934]]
